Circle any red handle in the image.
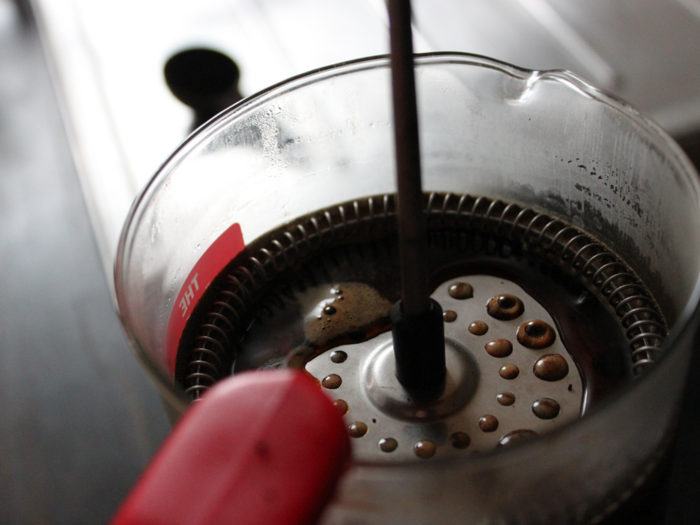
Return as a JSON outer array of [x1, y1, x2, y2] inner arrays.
[[111, 371, 351, 525]]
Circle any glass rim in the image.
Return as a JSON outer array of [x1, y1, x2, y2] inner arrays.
[[114, 51, 700, 447]]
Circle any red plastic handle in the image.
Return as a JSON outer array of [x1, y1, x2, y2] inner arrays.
[[111, 371, 351, 525]]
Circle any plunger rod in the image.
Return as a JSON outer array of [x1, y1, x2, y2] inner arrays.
[[388, 0, 446, 400]]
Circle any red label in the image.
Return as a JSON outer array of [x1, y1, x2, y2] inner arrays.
[[164, 223, 245, 375]]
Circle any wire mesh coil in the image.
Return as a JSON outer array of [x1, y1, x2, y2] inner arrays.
[[179, 193, 666, 399]]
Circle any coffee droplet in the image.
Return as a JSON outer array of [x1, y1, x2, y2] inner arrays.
[[497, 392, 515, 406], [322, 374, 342, 389], [448, 282, 474, 299], [533, 355, 569, 381], [479, 415, 499, 432], [302, 282, 392, 352], [487, 294, 524, 320], [414, 440, 437, 459], [450, 432, 471, 449], [333, 399, 349, 415], [517, 320, 556, 349], [497, 429, 538, 447], [443, 310, 458, 323], [348, 421, 368, 438], [532, 398, 560, 419], [324, 305, 337, 315], [485, 339, 513, 358], [469, 321, 488, 335], [499, 364, 520, 379], [330, 350, 347, 363], [379, 438, 398, 452]]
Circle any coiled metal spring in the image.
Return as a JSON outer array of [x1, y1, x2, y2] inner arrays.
[[181, 192, 666, 399]]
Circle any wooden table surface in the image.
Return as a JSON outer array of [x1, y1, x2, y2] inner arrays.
[[0, 5, 170, 524]]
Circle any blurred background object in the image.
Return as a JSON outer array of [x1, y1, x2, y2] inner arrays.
[[29, 0, 700, 276], [1, 0, 699, 523]]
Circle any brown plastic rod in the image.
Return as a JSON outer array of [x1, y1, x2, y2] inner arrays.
[[388, 0, 429, 317], [388, 0, 446, 400]]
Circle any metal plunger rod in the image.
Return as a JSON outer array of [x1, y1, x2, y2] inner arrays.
[[388, 0, 446, 400], [388, 0, 428, 316]]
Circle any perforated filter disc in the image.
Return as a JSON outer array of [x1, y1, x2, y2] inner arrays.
[[176, 193, 665, 418], [305, 274, 583, 462]]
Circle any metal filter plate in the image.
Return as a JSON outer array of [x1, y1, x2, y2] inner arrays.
[[306, 274, 583, 463]]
